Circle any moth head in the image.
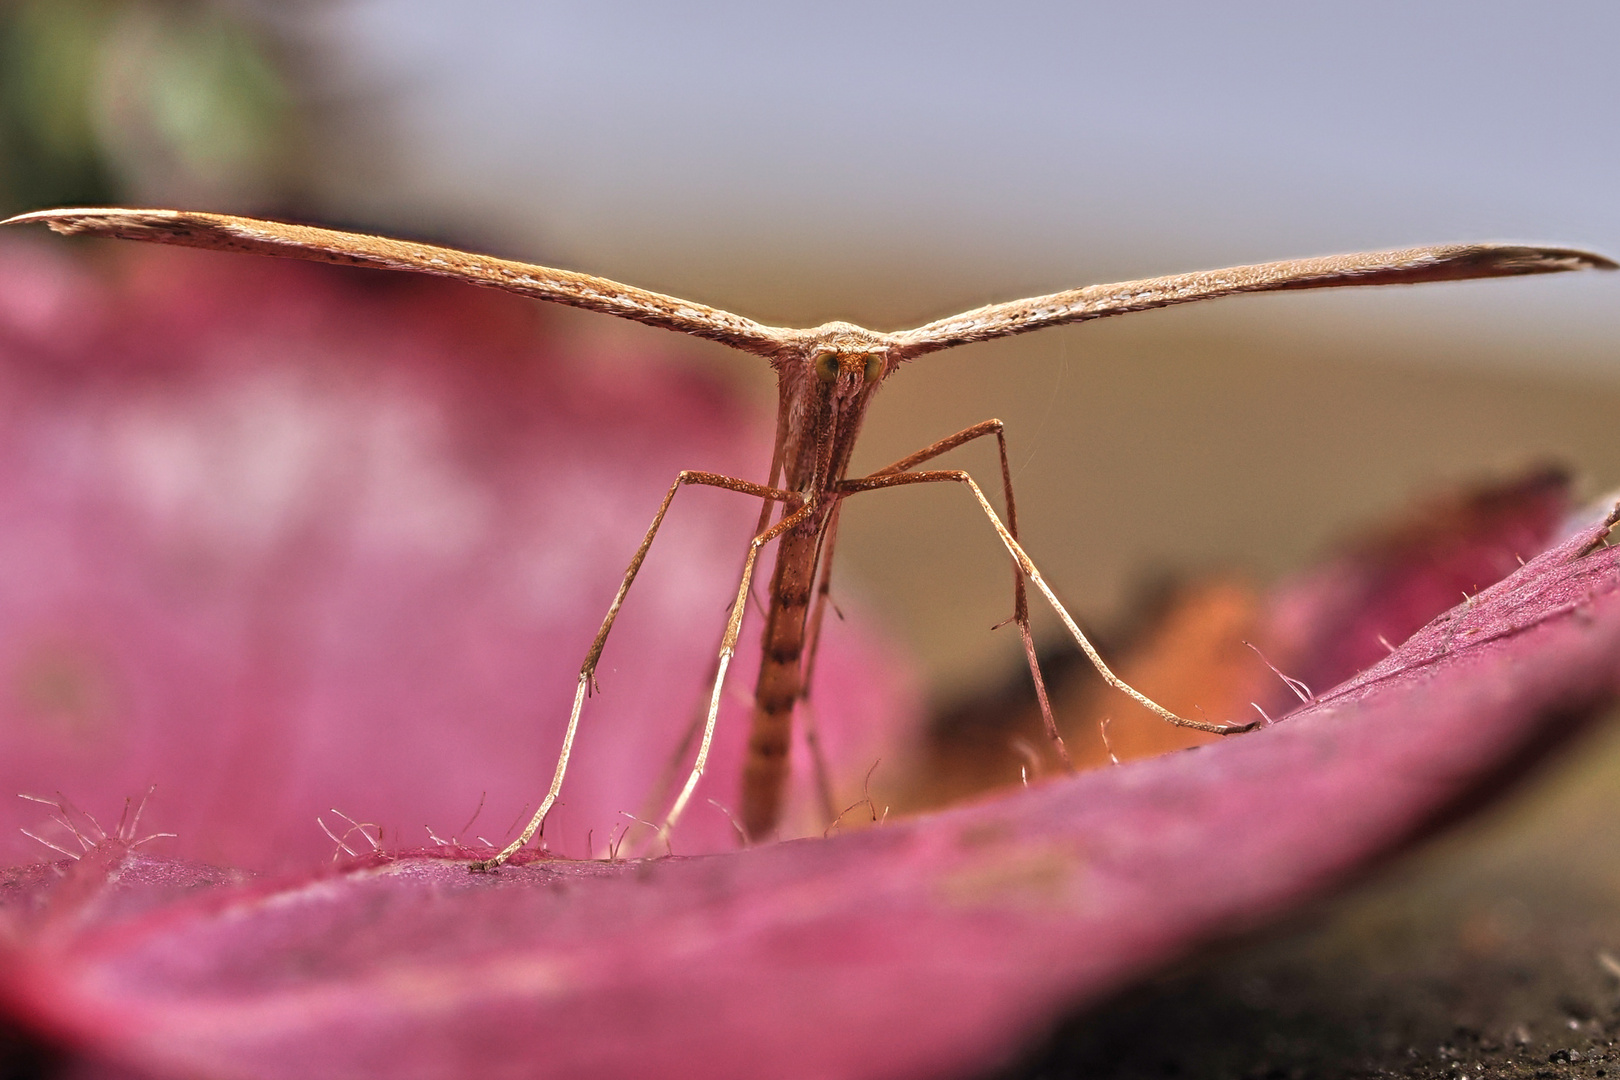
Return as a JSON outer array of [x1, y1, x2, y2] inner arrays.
[[799, 322, 893, 390], [813, 350, 885, 385]]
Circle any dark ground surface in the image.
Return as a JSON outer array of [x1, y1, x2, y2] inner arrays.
[[991, 712, 1620, 1080]]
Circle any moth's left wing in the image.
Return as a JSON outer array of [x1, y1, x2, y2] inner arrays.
[[890, 244, 1615, 358], [2, 208, 792, 358]]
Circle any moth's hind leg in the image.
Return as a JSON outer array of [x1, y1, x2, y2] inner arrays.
[[837, 466, 1257, 741], [848, 419, 1072, 769]]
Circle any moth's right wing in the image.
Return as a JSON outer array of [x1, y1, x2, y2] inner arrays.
[[890, 244, 1616, 358], [2, 208, 793, 358]]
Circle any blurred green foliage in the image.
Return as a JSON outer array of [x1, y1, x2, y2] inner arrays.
[[0, 0, 115, 209], [0, 0, 300, 216]]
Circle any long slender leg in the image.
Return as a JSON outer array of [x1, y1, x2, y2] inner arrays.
[[794, 419, 1064, 824], [471, 470, 802, 871], [853, 420, 1072, 768], [638, 425, 792, 832], [836, 469, 1257, 737], [658, 498, 817, 845]]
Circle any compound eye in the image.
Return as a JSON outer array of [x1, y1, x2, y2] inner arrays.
[[863, 354, 884, 383], [814, 352, 839, 383]]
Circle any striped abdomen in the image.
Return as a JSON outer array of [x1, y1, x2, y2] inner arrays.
[[740, 523, 820, 839]]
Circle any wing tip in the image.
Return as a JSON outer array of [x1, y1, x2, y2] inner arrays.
[[0, 207, 182, 235], [1485, 244, 1617, 274], [1562, 249, 1617, 272]]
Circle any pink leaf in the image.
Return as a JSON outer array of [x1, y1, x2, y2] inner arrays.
[[4, 506, 1617, 1080]]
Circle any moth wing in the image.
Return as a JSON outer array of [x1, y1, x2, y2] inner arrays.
[[892, 244, 1614, 357], [2, 208, 791, 357]]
